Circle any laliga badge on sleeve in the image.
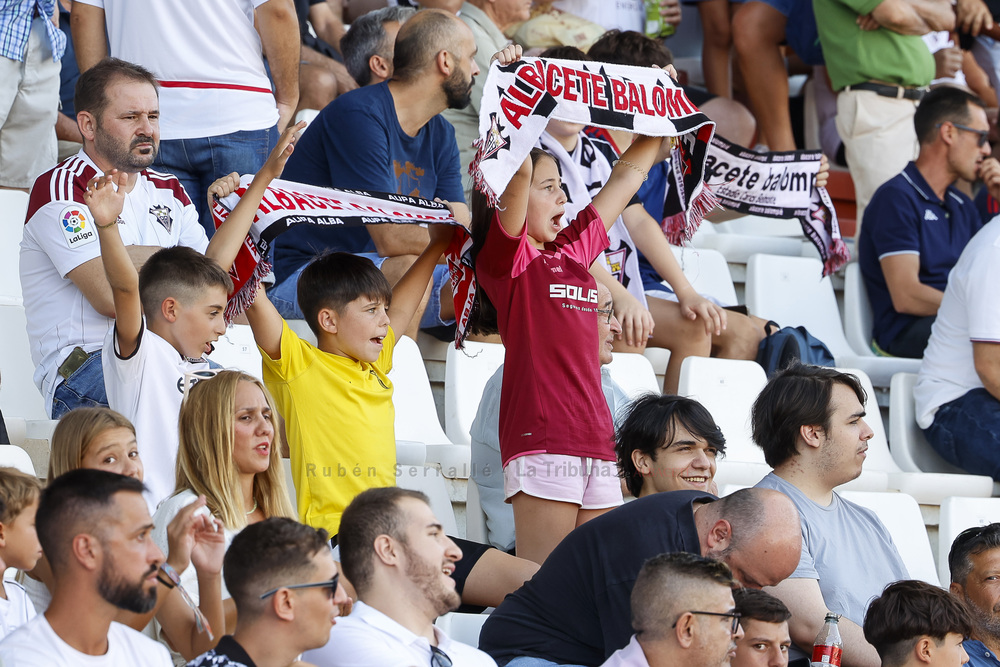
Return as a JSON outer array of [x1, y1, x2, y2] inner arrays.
[[59, 206, 98, 249]]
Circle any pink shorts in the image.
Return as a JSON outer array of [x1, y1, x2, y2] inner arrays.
[[503, 453, 624, 509]]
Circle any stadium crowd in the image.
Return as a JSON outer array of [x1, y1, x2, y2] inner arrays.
[[3, 0, 1000, 665]]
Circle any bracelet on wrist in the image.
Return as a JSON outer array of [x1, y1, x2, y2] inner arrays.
[[613, 159, 649, 182], [157, 563, 180, 589], [95, 215, 123, 230]]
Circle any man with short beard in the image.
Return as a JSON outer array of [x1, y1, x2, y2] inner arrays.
[[305, 487, 497, 667], [0, 469, 171, 665], [20, 57, 209, 419], [948, 523, 1000, 667], [273, 8, 478, 338]]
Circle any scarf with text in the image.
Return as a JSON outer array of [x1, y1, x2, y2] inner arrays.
[[469, 57, 718, 228], [210, 176, 460, 323], [667, 135, 850, 275]]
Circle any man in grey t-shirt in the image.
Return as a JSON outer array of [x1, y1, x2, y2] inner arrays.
[[751, 364, 909, 667]]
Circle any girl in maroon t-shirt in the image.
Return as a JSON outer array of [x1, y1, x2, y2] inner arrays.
[[468, 131, 671, 564]]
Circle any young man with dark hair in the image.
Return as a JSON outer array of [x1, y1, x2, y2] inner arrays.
[[732, 589, 792, 667], [20, 57, 210, 419], [0, 469, 171, 665], [864, 580, 971, 667], [616, 394, 726, 498], [860, 86, 1000, 358], [948, 523, 1000, 667], [188, 517, 349, 667], [305, 487, 496, 667], [751, 364, 909, 667], [602, 552, 743, 667]]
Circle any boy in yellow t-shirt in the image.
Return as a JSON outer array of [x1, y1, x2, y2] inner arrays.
[[206, 130, 461, 535]]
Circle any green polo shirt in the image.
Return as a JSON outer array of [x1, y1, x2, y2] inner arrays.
[[813, 0, 935, 91]]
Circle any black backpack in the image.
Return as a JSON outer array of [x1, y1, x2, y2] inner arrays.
[[756, 321, 836, 377]]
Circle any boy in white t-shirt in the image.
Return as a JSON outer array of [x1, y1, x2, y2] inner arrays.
[[86, 127, 301, 509], [0, 468, 43, 641]]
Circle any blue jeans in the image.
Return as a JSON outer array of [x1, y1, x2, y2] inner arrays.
[[51, 350, 108, 419], [504, 658, 588, 667], [923, 387, 1000, 480], [269, 255, 454, 329], [154, 125, 279, 236]]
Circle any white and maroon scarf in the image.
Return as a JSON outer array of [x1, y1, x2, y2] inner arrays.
[[210, 176, 460, 322], [679, 136, 850, 275]]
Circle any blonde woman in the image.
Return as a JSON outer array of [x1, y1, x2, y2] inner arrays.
[[27, 407, 226, 660], [153, 370, 295, 632]]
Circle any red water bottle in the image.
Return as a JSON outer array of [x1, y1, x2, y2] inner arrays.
[[811, 613, 843, 667]]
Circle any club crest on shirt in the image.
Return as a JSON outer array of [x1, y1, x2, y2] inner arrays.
[[150, 205, 173, 232], [59, 206, 96, 248]]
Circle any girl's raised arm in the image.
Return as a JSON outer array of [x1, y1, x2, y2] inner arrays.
[[497, 153, 533, 237], [591, 134, 668, 233]]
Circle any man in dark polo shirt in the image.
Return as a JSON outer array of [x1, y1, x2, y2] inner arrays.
[[859, 86, 1000, 358], [478, 488, 802, 667]]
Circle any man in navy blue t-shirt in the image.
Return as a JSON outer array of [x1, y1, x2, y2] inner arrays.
[[273, 9, 478, 335], [859, 86, 1000, 358]]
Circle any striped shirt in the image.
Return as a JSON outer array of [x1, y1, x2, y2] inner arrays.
[[0, 0, 66, 62]]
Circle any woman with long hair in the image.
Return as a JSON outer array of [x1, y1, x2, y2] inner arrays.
[[153, 370, 295, 632]]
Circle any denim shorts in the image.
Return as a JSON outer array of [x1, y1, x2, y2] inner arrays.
[[51, 349, 108, 419]]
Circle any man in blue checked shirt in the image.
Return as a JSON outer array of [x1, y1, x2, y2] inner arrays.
[[0, 0, 65, 191]]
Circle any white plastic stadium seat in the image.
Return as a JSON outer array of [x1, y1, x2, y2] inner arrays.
[[937, 497, 1000, 586], [669, 245, 738, 305], [444, 340, 505, 446], [396, 464, 459, 535], [435, 612, 490, 645], [605, 353, 659, 404], [677, 357, 771, 487], [843, 263, 875, 357], [693, 217, 805, 264], [389, 336, 469, 478], [839, 368, 990, 502], [745, 254, 920, 388], [0, 445, 35, 476], [207, 324, 263, 380], [887, 373, 973, 475], [0, 190, 28, 300], [464, 477, 488, 544], [0, 301, 48, 420], [840, 490, 939, 586]]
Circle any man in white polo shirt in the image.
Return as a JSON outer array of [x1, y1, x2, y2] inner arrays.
[[915, 215, 1000, 481], [305, 487, 497, 667], [20, 58, 208, 418], [71, 0, 300, 235]]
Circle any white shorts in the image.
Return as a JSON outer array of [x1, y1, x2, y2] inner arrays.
[[503, 453, 623, 510]]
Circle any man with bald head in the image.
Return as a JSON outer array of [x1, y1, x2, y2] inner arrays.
[[273, 8, 479, 335], [479, 488, 801, 667], [751, 364, 910, 667], [602, 552, 744, 667]]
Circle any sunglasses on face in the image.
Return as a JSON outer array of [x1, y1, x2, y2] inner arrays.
[[938, 121, 990, 148], [259, 572, 340, 600]]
